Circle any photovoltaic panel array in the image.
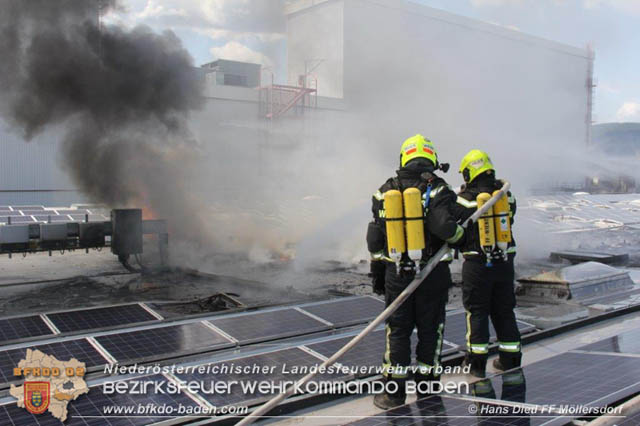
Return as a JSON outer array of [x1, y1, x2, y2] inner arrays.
[[20, 210, 50, 215], [483, 352, 640, 409], [519, 193, 640, 234], [0, 204, 109, 224], [1, 211, 27, 216], [0, 339, 108, 386], [0, 374, 200, 425], [47, 304, 159, 333], [305, 330, 386, 376], [208, 308, 328, 344], [94, 323, 233, 363], [14, 205, 45, 210], [34, 215, 74, 223], [443, 311, 535, 348], [608, 408, 640, 426], [55, 209, 90, 215], [577, 329, 640, 355], [346, 394, 570, 426], [305, 329, 457, 378], [5, 216, 35, 223], [299, 296, 385, 326], [174, 347, 341, 408], [69, 214, 108, 222], [0, 315, 54, 344]]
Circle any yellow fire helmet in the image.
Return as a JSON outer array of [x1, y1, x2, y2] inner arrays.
[[400, 134, 438, 168], [459, 149, 495, 183]]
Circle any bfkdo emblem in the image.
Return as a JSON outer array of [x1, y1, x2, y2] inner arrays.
[[24, 381, 50, 414]]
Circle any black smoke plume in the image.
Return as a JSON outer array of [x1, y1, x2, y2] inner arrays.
[[0, 0, 208, 242]]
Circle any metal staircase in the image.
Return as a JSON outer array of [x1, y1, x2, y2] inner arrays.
[[259, 82, 317, 119]]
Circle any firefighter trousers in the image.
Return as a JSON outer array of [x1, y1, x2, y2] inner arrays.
[[462, 258, 521, 365], [383, 261, 450, 379]]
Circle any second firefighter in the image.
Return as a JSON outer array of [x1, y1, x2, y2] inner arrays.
[[452, 149, 521, 378]]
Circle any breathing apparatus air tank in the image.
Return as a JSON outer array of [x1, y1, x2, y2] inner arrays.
[[384, 190, 405, 272], [403, 187, 426, 273], [492, 190, 512, 260], [476, 192, 496, 266]]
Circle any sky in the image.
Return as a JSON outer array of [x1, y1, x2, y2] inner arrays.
[[105, 0, 640, 123]]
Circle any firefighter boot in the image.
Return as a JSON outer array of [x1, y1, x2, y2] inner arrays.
[[463, 353, 488, 378], [414, 372, 440, 400], [493, 352, 522, 372], [373, 377, 406, 410]]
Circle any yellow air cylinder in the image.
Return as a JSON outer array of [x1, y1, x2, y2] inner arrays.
[[403, 188, 426, 272], [476, 192, 496, 265], [384, 190, 406, 271], [492, 190, 512, 259]]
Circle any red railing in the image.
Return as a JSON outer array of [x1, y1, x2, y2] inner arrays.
[[259, 84, 317, 119]]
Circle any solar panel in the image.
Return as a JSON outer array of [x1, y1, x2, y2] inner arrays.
[[12, 205, 45, 210], [577, 329, 640, 355], [610, 408, 640, 425], [19, 210, 52, 215], [0, 374, 201, 425], [55, 209, 90, 215], [305, 330, 386, 377], [208, 308, 328, 344], [0, 339, 109, 386], [520, 193, 640, 234], [305, 330, 457, 379], [34, 215, 70, 223], [1, 211, 26, 216], [443, 311, 535, 348], [0, 206, 11, 211], [299, 296, 385, 326], [47, 304, 159, 333], [483, 352, 640, 408], [69, 214, 107, 222], [0, 315, 54, 344], [94, 323, 233, 363], [345, 394, 569, 426], [6, 216, 35, 223], [174, 347, 338, 407]]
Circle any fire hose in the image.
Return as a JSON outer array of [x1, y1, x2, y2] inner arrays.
[[236, 181, 511, 425]]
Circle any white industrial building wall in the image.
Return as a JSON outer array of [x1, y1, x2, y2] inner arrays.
[[0, 126, 74, 191], [0, 124, 82, 206], [287, 0, 344, 98], [287, 0, 591, 189]]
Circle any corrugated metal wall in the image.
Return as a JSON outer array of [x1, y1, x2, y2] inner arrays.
[[0, 125, 75, 191], [0, 124, 85, 206]]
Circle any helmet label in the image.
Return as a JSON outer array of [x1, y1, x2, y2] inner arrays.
[[470, 159, 485, 169], [404, 143, 417, 155]]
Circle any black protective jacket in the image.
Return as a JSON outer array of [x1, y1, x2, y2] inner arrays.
[[450, 173, 516, 262], [367, 160, 464, 265]]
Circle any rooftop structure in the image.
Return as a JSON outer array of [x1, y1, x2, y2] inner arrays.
[[201, 59, 262, 88]]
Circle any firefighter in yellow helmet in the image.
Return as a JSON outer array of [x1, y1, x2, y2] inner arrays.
[[366, 135, 466, 409], [451, 149, 521, 378]]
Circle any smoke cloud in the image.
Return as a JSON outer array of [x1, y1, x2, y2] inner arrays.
[[0, 0, 210, 241], [0, 0, 621, 279]]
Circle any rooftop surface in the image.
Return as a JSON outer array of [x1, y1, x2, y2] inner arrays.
[[2, 193, 640, 424]]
